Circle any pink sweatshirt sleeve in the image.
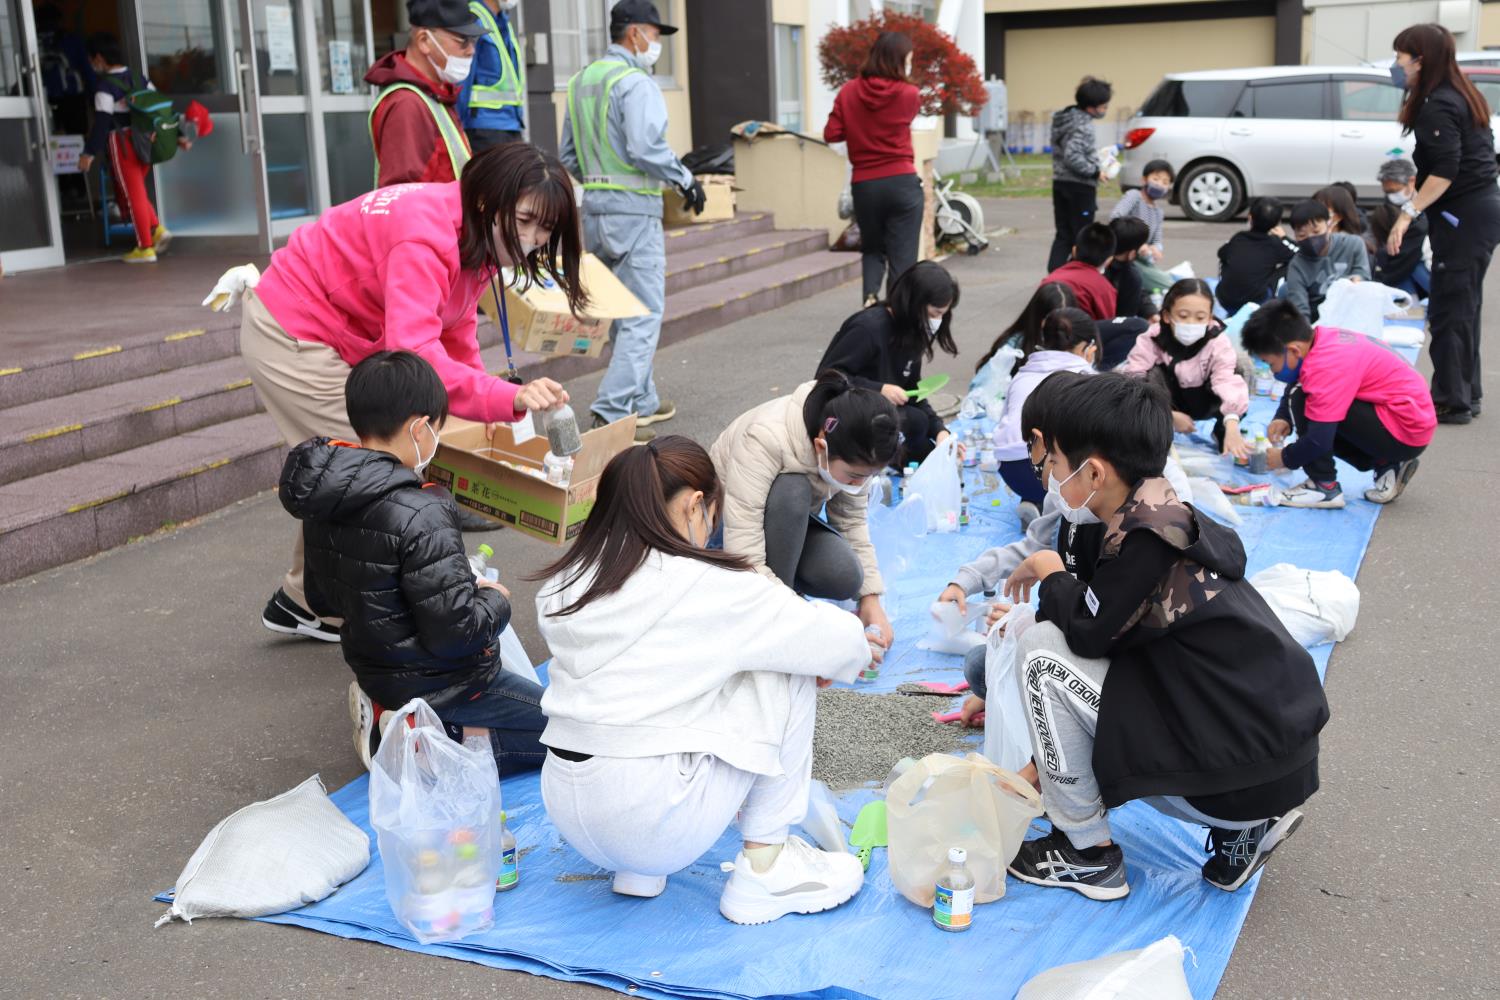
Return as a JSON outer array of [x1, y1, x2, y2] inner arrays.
[[1207, 336, 1249, 417], [378, 241, 520, 425], [1122, 326, 1162, 374]]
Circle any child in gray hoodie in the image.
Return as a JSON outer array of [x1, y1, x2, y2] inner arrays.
[[1048, 75, 1114, 271], [1284, 198, 1370, 320]]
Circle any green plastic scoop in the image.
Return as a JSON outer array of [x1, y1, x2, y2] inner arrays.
[[849, 800, 888, 871], [905, 373, 950, 402]]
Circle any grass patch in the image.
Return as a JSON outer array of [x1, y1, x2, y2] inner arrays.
[[951, 154, 1054, 199]]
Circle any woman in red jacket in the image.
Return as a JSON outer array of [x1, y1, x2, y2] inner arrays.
[[825, 32, 922, 306]]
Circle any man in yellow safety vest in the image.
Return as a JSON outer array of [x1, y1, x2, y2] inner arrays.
[[458, 0, 525, 152], [364, 0, 483, 186], [560, 0, 705, 442]]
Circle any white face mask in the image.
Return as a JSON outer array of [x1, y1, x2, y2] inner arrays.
[[1048, 461, 1101, 525], [685, 503, 711, 549], [426, 31, 473, 84], [411, 419, 440, 477], [638, 39, 662, 67], [927, 314, 945, 336], [1387, 190, 1412, 206], [816, 443, 868, 496], [1172, 322, 1209, 347]]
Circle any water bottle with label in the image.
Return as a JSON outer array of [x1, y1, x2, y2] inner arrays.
[[861, 624, 884, 681], [933, 846, 975, 932], [469, 543, 499, 583], [496, 810, 519, 892]]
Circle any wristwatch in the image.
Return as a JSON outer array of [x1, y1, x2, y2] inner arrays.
[[1401, 201, 1422, 219]]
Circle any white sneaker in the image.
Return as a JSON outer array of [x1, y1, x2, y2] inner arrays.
[[1364, 458, 1419, 505], [1278, 479, 1346, 509], [612, 871, 667, 898], [348, 682, 394, 771], [718, 835, 864, 925]]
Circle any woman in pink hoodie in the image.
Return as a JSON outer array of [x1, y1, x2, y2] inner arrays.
[[825, 32, 921, 305], [241, 143, 585, 640], [1123, 278, 1251, 459]]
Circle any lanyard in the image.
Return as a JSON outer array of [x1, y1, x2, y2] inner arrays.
[[489, 266, 521, 384]]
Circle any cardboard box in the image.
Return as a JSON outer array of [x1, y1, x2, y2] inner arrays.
[[478, 253, 647, 360], [664, 174, 736, 226], [426, 415, 638, 545]]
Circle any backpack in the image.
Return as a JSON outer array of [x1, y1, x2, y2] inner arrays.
[[113, 72, 182, 164]]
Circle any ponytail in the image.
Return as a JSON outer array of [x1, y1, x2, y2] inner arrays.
[[1037, 307, 1101, 360], [802, 370, 902, 467]]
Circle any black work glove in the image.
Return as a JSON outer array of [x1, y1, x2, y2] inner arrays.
[[679, 178, 706, 216]]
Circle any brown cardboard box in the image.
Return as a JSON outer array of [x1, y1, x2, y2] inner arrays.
[[477, 253, 647, 360], [425, 415, 637, 545], [663, 174, 736, 226]]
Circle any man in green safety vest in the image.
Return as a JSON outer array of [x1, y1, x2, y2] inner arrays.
[[364, 0, 484, 186], [458, 0, 525, 152], [561, 0, 705, 443]]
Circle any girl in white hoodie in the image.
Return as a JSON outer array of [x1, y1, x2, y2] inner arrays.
[[535, 437, 873, 924]]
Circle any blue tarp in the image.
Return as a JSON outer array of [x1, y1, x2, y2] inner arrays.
[[161, 330, 1424, 997]]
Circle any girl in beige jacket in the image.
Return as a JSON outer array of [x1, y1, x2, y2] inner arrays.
[[710, 372, 902, 645]]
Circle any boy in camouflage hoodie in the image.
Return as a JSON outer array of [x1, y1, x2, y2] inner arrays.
[[1000, 374, 1328, 901], [1048, 76, 1113, 271]]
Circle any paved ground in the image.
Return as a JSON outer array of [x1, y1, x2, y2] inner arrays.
[[1, 197, 1494, 999]]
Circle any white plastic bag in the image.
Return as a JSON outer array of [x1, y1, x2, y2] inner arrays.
[[968, 344, 1023, 401], [980, 604, 1036, 772], [1377, 323, 1425, 347], [497, 624, 539, 685], [156, 775, 369, 927], [802, 779, 846, 852], [886, 752, 1043, 907], [1318, 279, 1413, 338], [903, 435, 962, 532], [1018, 935, 1193, 1000], [1250, 563, 1360, 646], [369, 698, 503, 944], [917, 599, 989, 654], [1166, 260, 1196, 280]]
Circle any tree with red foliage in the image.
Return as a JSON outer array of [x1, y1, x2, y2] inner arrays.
[[819, 12, 987, 118]]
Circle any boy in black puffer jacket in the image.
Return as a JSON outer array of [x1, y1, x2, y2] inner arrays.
[[279, 350, 546, 776], [1000, 374, 1328, 900]]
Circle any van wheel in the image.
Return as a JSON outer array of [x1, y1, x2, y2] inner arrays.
[[1179, 163, 1243, 222]]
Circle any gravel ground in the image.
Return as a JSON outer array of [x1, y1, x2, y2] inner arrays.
[[812, 689, 976, 789]]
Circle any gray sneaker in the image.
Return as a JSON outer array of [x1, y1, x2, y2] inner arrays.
[[1364, 458, 1420, 504], [1278, 479, 1346, 509]]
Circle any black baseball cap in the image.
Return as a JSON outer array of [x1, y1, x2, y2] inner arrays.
[[610, 0, 678, 35], [407, 0, 487, 37]]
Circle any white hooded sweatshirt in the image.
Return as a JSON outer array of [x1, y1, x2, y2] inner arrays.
[[993, 350, 1098, 461], [537, 551, 871, 776]]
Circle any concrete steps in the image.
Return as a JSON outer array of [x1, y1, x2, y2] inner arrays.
[[0, 212, 854, 584]]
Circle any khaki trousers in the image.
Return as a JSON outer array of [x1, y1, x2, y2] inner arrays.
[[239, 288, 354, 616]]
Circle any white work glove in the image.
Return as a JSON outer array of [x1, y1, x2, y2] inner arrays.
[[201, 263, 262, 312]]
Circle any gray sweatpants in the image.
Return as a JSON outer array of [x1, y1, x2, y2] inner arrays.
[[1016, 620, 1262, 850], [763, 474, 863, 600], [540, 674, 816, 877]]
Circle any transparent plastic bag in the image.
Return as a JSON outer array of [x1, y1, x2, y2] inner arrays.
[[980, 605, 1036, 772], [497, 624, 539, 685], [368, 698, 503, 944], [886, 752, 1042, 907], [903, 436, 962, 533], [1018, 935, 1193, 1000]]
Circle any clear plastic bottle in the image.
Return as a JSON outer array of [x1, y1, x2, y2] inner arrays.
[[861, 624, 884, 681], [496, 811, 519, 892], [959, 491, 970, 527], [933, 846, 976, 932], [543, 403, 583, 458], [542, 451, 574, 486], [1249, 433, 1270, 474], [469, 543, 499, 582]]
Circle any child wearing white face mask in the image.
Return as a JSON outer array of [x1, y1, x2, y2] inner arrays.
[[816, 261, 960, 465], [279, 350, 547, 777], [1122, 278, 1251, 460]]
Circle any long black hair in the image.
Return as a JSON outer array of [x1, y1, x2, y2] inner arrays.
[[533, 436, 751, 617], [975, 282, 1078, 375], [1153, 277, 1221, 361], [1035, 307, 1101, 361], [803, 370, 902, 467], [885, 261, 959, 361], [458, 142, 588, 316]]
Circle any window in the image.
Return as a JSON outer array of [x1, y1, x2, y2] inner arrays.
[[1337, 79, 1403, 121], [1246, 80, 1327, 120], [1472, 79, 1500, 114], [1140, 79, 1245, 118], [315, 0, 369, 94], [775, 23, 803, 133], [883, 0, 937, 21], [550, 0, 607, 84]]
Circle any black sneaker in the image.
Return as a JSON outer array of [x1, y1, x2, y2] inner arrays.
[[1435, 405, 1473, 425], [261, 588, 340, 642], [1007, 826, 1130, 901], [1202, 810, 1304, 892]]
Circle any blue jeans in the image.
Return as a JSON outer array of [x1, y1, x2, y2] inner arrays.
[[437, 659, 547, 777], [587, 212, 666, 422], [963, 643, 987, 699], [999, 459, 1046, 505], [1391, 261, 1431, 300]]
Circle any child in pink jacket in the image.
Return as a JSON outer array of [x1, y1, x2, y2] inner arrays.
[[1123, 278, 1251, 460]]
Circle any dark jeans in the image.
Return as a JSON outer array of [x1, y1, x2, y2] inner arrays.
[[1101, 316, 1149, 370], [1426, 187, 1500, 414], [1145, 364, 1229, 448], [1048, 179, 1098, 272], [899, 405, 941, 465], [963, 643, 987, 699], [999, 458, 1047, 505], [466, 128, 524, 153], [764, 474, 864, 600], [435, 654, 547, 777], [851, 173, 923, 300], [1287, 386, 1427, 484]]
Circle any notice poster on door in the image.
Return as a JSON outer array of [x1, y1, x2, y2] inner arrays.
[[265, 5, 298, 73], [329, 40, 354, 94]]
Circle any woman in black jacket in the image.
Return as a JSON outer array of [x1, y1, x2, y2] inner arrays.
[[1385, 22, 1500, 424], [816, 261, 959, 464]]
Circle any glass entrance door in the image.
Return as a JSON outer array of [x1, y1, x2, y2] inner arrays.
[[0, 0, 65, 271]]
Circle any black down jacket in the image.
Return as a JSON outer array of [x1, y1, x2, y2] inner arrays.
[[279, 438, 509, 708]]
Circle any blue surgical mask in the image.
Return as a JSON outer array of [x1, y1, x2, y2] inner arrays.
[[1047, 462, 1101, 525], [1145, 183, 1171, 200], [1390, 61, 1408, 89], [1275, 349, 1303, 385]]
